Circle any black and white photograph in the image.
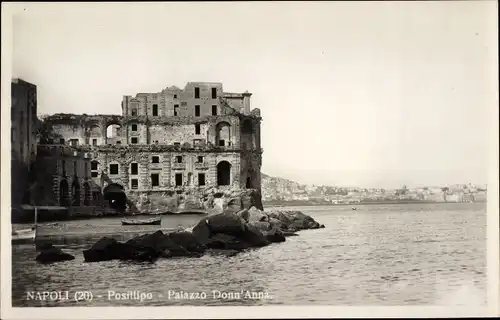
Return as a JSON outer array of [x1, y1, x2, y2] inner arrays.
[[1, 1, 498, 319]]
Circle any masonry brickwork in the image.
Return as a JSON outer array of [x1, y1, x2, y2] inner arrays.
[[42, 82, 263, 212]]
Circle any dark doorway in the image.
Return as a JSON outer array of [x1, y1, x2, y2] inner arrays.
[[217, 161, 231, 186], [59, 180, 69, 207], [246, 177, 252, 188]]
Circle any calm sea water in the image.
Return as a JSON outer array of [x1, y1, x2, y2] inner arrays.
[[11, 203, 486, 306]]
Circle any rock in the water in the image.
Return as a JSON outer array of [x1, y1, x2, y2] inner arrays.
[[319, 224, 325, 228], [126, 231, 194, 257], [267, 210, 322, 231], [236, 209, 250, 222], [262, 228, 286, 243], [36, 245, 75, 264], [247, 206, 268, 222], [248, 221, 272, 232], [206, 233, 251, 251], [192, 219, 212, 245], [206, 213, 246, 237], [83, 237, 122, 262], [241, 223, 270, 247], [168, 231, 206, 254]]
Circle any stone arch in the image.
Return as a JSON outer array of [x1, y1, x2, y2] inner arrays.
[[217, 161, 232, 186], [72, 178, 81, 206], [83, 182, 91, 206], [216, 121, 231, 147], [103, 183, 127, 213], [105, 119, 123, 145], [59, 179, 69, 207]]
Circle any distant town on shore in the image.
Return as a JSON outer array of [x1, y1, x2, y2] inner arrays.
[[261, 173, 487, 206]]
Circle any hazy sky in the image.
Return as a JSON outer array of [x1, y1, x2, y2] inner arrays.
[[10, 2, 497, 188]]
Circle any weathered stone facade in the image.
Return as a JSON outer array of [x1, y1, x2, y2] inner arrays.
[[11, 78, 38, 214], [43, 82, 263, 212]]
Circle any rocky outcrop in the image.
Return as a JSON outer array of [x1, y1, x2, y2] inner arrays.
[[80, 207, 323, 262], [35, 244, 75, 264]]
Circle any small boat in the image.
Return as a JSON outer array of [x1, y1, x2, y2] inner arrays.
[[121, 217, 162, 226], [12, 207, 38, 245], [351, 207, 358, 211]]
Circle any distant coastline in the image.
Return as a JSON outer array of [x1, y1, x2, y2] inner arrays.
[[263, 199, 487, 207]]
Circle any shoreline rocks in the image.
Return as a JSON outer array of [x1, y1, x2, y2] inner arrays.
[[36, 244, 75, 264], [41, 207, 324, 263]]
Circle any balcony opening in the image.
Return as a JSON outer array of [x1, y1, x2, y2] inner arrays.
[[194, 87, 200, 99], [175, 173, 183, 186], [198, 173, 206, 186], [151, 173, 159, 187], [217, 161, 231, 186], [131, 179, 138, 189], [211, 88, 217, 99]]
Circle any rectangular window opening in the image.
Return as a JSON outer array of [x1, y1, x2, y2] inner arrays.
[[174, 105, 179, 116], [91, 171, 98, 178], [194, 87, 200, 99], [176, 156, 183, 163], [197, 156, 204, 163], [109, 164, 119, 175], [218, 140, 225, 147], [131, 163, 138, 175], [211, 88, 217, 99], [152, 156, 159, 163], [151, 173, 159, 187], [175, 173, 183, 186], [131, 137, 138, 144], [212, 105, 217, 116], [92, 139, 97, 146], [152, 104, 158, 116], [195, 105, 200, 117], [198, 173, 206, 186], [131, 124, 137, 131], [195, 124, 201, 134]]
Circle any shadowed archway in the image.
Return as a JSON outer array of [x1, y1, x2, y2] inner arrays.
[[103, 183, 127, 213]]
